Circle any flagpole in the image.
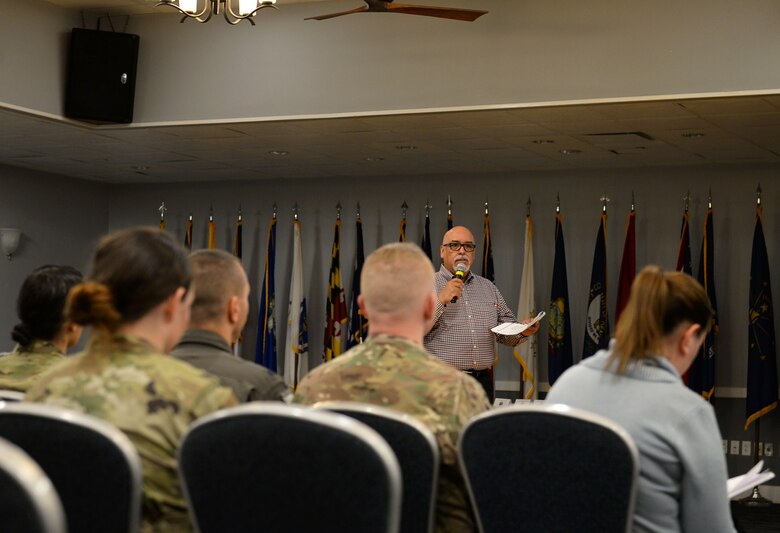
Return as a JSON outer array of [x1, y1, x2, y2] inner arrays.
[[158, 202, 167, 231], [741, 184, 773, 507], [447, 195, 453, 230], [399, 201, 408, 242]]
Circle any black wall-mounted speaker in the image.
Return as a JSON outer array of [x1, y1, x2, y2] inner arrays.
[[64, 28, 140, 124]]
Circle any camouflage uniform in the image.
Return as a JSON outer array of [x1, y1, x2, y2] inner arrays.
[[27, 333, 238, 533], [295, 334, 490, 533], [0, 340, 65, 393]]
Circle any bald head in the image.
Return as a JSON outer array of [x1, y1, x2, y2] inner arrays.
[[360, 243, 435, 319], [440, 225, 476, 275], [189, 250, 249, 328]]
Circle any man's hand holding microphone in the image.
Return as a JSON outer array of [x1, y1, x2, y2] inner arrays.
[[439, 262, 468, 306]]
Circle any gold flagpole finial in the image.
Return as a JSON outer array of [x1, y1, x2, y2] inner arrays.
[[158, 202, 167, 222], [556, 193, 561, 213], [526, 196, 532, 217], [708, 188, 712, 210], [237, 205, 242, 222], [209, 205, 214, 222], [425, 199, 432, 217], [484, 199, 489, 216], [401, 201, 408, 219], [336, 202, 342, 220], [272, 202, 277, 220], [600, 194, 610, 213], [683, 190, 690, 213], [356, 202, 361, 220], [631, 191, 635, 212], [757, 184, 762, 207], [293, 203, 299, 221], [188, 212, 193, 222], [447, 194, 453, 216]]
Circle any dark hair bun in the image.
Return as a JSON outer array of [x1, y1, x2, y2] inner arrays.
[[67, 282, 122, 332], [10, 323, 32, 346]]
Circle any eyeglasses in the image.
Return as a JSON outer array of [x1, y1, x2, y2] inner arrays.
[[442, 241, 476, 252]]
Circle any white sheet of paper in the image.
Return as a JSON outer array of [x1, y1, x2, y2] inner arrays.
[[491, 311, 546, 336], [727, 460, 776, 498]]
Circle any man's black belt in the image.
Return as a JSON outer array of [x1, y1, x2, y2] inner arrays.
[[463, 368, 492, 377]]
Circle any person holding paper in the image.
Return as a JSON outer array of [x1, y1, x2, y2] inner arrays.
[[546, 266, 735, 532], [424, 225, 540, 402]]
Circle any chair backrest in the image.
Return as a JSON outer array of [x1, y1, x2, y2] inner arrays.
[[458, 403, 638, 533], [0, 402, 143, 533], [0, 389, 25, 402], [0, 436, 66, 533], [179, 403, 402, 533], [317, 401, 440, 533]]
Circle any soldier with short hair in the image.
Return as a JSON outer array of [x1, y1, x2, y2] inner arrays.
[[170, 249, 287, 402], [295, 242, 490, 533], [28, 227, 237, 532]]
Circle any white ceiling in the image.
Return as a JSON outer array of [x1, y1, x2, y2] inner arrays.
[[3, 1, 780, 183]]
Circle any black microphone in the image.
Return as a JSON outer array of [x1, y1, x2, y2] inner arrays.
[[451, 263, 467, 304]]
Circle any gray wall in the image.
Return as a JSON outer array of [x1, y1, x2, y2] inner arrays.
[[0, 164, 109, 348], [105, 162, 780, 396], [0, 0, 78, 115], [4, 0, 780, 122]]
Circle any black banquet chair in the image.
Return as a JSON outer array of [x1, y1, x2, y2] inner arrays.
[[179, 403, 402, 533], [0, 402, 143, 533], [458, 403, 638, 533], [317, 401, 440, 533], [0, 436, 66, 533]]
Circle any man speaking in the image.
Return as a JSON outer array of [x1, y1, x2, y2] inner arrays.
[[424, 226, 539, 401]]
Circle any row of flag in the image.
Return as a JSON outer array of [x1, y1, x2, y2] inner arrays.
[[159, 192, 778, 430], [543, 190, 776, 431]]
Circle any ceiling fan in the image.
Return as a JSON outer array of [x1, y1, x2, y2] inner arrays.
[[305, 0, 488, 22]]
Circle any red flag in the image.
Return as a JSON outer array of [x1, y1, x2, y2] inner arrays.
[[615, 208, 636, 323]]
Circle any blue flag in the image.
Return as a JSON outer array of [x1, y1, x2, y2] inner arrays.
[[548, 211, 573, 384], [583, 211, 609, 359], [689, 205, 717, 399], [255, 216, 277, 371], [347, 216, 368, 349], [745, 204, 778, 429], [421, 213, 432, 260]]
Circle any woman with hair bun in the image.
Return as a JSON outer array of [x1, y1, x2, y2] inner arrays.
[[28, 227, 237, 532], [0, 265, 83, 392], [546, 265, 735, 533]]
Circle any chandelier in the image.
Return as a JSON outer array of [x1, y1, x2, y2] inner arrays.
[[155, 0, 277, 25]]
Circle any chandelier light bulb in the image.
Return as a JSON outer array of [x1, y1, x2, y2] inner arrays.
[[179, 0, 197, 13]]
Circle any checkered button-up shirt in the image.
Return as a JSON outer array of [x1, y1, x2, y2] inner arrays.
[[424, 265, 525, 370]]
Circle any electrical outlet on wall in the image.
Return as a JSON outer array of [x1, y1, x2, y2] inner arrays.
[[742, 441, 752, 456], [730, 441, 740, 455], [765, 443, 774, 457], [758, 442, 764, 456]]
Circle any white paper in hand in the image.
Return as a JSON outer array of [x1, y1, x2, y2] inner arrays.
[[727, 460, 775, 498], [491, 311, 546, 336]]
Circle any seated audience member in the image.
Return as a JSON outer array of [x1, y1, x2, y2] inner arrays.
[[0, 265, 83, 392], [170, 249, 287, 402], [546, 266, 735, 533], [27, 227, 237, 532], [296, 243, 490, 533]]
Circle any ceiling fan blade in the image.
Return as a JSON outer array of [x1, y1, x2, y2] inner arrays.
[[305, 5, 370, 20], [386, 3, 487, 21]]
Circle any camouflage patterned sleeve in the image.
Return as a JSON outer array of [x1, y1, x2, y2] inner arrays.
[[191, 379, 239, 418], [439, 375, 491, 465]]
